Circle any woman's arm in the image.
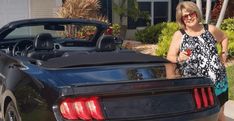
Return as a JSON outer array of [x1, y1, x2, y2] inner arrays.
[[209, 25, 229, 63], [167, 31, 181, 63], [167, 31, 188, 63]]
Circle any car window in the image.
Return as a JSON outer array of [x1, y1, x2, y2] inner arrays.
[[5, 24, 98, 41]]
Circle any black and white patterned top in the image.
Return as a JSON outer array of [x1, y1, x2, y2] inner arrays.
[[179, 24, 228, 95]]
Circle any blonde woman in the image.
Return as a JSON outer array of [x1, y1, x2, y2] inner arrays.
[[167, 1, 228, 121]]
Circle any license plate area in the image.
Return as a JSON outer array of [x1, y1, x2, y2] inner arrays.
[[102, 91, 195, 119]]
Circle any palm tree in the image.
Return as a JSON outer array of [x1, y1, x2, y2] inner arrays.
[[57, 0, 107, 22], [205, 0, 212, 24], [196, 0, 203, 18], [216, 0, 229, 28], [113, 0, 149, 39], [197, 0, 229, 28], [57, 0, 108, 38]]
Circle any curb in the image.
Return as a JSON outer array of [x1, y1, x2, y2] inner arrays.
[[225, 100, 234, 120]]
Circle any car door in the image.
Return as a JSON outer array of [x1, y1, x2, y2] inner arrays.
[[0, 54, 6, 119]]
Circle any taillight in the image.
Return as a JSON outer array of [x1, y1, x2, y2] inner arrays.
[[207, 87, 214, 105], [201, 88, 208, 108], [193, 87, 215, 110], [73, 98, 92, 120], [87, 96, 104, 120], [60, 96, 104, 120], [60, 98, 78, 120], [193, 88, 202, 109]]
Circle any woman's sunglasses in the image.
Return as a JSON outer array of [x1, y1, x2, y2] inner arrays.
[[182, 12, 197, 21]]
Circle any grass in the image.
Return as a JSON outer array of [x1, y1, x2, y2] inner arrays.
[[226, 65, 234, 100]]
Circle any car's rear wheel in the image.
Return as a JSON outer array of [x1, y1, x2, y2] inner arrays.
[[4, 101, 20, 121]]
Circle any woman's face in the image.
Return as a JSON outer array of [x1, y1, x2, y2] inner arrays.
[[181, 9, 198, 28]]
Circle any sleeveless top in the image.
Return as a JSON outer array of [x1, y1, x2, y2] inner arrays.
[[179, 24, 228, 96]]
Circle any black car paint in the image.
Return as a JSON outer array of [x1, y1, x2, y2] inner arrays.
[[0, 18, 220, 121], [0, 53, 219, 121]]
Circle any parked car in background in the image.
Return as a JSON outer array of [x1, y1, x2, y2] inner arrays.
[[0, 18, 220, 121]]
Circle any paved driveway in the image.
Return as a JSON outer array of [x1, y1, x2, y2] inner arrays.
[[225, 100, 234, 121]]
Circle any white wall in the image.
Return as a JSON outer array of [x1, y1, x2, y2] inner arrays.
[[30, 0, 61, 18], [0, 0, 62, 28], [0, 0, 29, 27]]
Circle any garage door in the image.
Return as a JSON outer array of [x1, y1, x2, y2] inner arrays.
[[0, 0, 29, 27]]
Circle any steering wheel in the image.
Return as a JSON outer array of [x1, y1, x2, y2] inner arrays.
[[12, 40, 34, 56]]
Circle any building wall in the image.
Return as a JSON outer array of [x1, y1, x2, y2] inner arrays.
[[30, 0, 61, 18], [0, 0, 62, 27], [0, 0, 29, 27]]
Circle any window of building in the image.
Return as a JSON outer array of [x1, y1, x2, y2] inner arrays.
[[128, 0, 171, 29], [100, 0, 112, 23]]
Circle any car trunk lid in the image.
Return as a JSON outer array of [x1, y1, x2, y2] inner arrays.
[[57, 77, 217, 120]]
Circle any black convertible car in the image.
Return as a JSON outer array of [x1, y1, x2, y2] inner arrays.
[[0, 18, 219, 121]]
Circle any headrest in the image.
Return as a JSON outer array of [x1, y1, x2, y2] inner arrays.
[[96, 35, 116, 52], [34, 33, 54, 50]]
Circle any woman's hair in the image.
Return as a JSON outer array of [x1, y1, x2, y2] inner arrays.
[[176, 1, 202, 29]]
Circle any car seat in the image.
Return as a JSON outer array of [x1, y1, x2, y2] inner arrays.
[[96, 35, 116, 52], [27, 33, 58, 60]]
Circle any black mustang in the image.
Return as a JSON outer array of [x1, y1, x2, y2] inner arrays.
[[0, 18, 219, 121]]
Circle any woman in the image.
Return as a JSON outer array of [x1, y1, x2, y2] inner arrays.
[[167, 1, 228, 121]]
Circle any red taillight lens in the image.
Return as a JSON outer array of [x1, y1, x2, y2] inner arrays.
[[60, 98, 78, 120], [201, 88, 208, 108], [207, 87, 214, 106], [73, 98, 92, 120], [87, 96, 104, 120], [60, 96, 104, 120], [193, 88, 202, 109], [193, 87, 215, 110]]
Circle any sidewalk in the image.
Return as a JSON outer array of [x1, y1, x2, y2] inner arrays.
[[225, 100, 234, 121]]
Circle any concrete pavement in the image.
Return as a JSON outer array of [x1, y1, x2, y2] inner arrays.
[[225, 100, 234, 121]]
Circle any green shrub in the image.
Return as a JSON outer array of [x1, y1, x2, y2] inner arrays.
[[155, 22, 179, 57], [224, 31, 234, 57], [227, 65, 234, 100], [153, 18, 234, 57], [220, 18, 234, 57], [111, 24, 121, 37], [135, 23, 166, 44], [220, 18, 234, 32]]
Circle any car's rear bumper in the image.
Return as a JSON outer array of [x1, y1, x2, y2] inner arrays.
[[161, 106, 219, 121], [52, 105, 219, 121], [191, 112, 218, 121], [119, 105, 220, 121]]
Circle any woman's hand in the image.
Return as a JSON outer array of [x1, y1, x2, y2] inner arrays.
[[177, 50, 190, 63], [220, 52, 228, 66]]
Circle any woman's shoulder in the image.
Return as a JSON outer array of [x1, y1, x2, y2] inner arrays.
[[207, 24, 217, 32], [206, 24, 226, 42], [207, 24, 224, 34], [173, 30, 184, 37], [171, 30, 183, 42]]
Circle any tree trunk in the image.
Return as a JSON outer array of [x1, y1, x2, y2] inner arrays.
[[196, 0, 203, 17], [120, 25, 127, 39], [205, 0, 212, 24], [216, 0, 229, 28]]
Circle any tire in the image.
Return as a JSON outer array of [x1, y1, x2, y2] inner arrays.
[[4, 101, 20, 121]]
